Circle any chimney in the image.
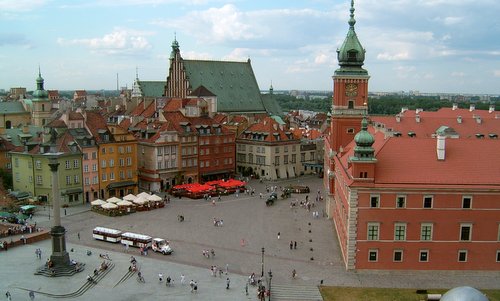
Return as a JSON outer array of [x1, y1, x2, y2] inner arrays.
[[452, 103, 458, 110], [437, 135, 445, 160], [457, 116, 462, 124], [489, 104, 495, 113], [401, 107, 408, 113], [476, 116, 482, 124], [396, 114, 401, 123], [415, 114, 421, 123], [469, 104, 475, 112]]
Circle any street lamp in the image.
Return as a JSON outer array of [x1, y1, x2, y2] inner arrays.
[[268, 270, 273, 301], [261, 247, 265, 277]]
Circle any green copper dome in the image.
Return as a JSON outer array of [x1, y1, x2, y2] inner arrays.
[[353, 117, 375, 159], [336, 0, 367, 75], [32, 68, 48, 100], [354, 117, 374, 146]]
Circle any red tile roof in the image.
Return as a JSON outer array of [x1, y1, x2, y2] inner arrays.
[[339, 131, 500, 187], [240, 117, 297, 142], [84, 111, 109, 143], [371, 108, 500, 139]]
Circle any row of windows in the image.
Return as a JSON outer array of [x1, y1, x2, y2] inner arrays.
[[24, 174, 81, 185], [100, 158, 133, 168], [200, 158, 233, 168], [367, 223, 473, 241], [199, 137, 234, 145], [368, 249, 500, 263], [157, 159, 177, 169], [101, 145, 133, 154], [369, 195, 473, 209], [18, 158, 82, 170], [101, 170, 134, 181], [157, 146, 178, 156]]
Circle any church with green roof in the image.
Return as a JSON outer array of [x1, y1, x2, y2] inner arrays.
[[132, 39, 282, 116]]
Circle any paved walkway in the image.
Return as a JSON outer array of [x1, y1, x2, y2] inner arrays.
[[2, 176, 500, 300]]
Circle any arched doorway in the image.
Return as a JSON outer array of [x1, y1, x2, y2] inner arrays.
[[5, 120, 11, 129]]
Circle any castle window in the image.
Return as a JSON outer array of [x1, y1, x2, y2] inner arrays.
[[462, 196, 472, 209], [393, 250, 403, 262], [347, 50, 357, 61], [348, 100, 354, 109]]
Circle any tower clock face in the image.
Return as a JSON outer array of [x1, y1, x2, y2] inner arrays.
[[345, 83, 358, 97]]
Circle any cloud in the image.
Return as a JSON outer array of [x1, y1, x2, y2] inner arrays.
[[153, 4, 339, 49], [494, 70, 500, 77], [0, 33, 32, 47], [451, 71, 465, 77], [57, 28, 152, 56], [0, 0, 47, 12], [434, 16, 464, 26]]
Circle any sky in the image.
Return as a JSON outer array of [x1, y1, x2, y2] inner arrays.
[[1, 0, 499, 95]]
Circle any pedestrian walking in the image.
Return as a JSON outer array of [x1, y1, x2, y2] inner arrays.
[[290, 241, 293, 250], [225, 263, 229, 275], [294, 241, 297, 249], [77, 232, 80, 240], [158, 273, 163, 282], [180, 274, 185, 285], [245, 283, 248, 295], [190, 280, 195, 293], [5, 291, 11, 301], [29, 290, 35, 300], [277, 232, 280, 240], [64, 209, 67, 215], [226, 277, 230, 289], [292, 269, 297, 279]]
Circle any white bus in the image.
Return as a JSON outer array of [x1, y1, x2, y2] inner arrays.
[[121, 232, 152, 249], [93, 227, 122, 243]]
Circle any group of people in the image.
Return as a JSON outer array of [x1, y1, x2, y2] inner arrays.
[[212, 218, 224, 227], [202, 249, 215, 258]]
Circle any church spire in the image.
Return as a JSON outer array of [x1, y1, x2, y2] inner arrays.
[[33, 67, 48, 100], [170, 33, 180, 59], [336, 0, 367, 74]]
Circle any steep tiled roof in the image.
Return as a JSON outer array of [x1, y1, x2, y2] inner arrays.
[[45, 119, 67, 128], [138, 81, 165, 98], [84, 111, 110, 143], [261, 93, 283, 116], [69, 112, 84, 120], [190, 85, 216, 97], [239, 117, 297, 142], [183, 59, 266, 113], [0, 101, 28, 114]]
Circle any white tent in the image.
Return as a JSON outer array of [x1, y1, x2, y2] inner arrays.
[[117, 200, 133, 206], [147, 194, 163, 202], [91, 199, 106, 206], [106, 197, 122, 203], [123, 194, 136, 201], [133, 196, 148, 205], [101, 202, 118, 209], [136, 192, 151, 199]]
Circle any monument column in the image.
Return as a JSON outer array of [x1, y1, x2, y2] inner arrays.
[[48, 156, 70, 266]]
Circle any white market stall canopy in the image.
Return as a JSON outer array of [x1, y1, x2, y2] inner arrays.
[[147, 194, 163, 202], [101, 202, 118, 209], [91, 199, 106, 206], [106, 197, 122, 203], [117, 200, 133, 206], [136, 192, 151, 199], [123, 194, 137, 201]]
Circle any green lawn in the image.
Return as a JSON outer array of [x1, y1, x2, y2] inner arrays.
[[319, 287, 500, 301]]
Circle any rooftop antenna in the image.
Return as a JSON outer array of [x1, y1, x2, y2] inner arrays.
[[116, 73, 119, 92]]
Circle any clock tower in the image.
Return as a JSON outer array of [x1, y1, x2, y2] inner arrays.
[[330, 0, 369, 153]]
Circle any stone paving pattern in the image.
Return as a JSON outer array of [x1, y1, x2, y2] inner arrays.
[[1, 176, 499, 300]]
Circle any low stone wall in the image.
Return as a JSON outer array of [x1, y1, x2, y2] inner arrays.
[[0, 229, 50, 251]]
